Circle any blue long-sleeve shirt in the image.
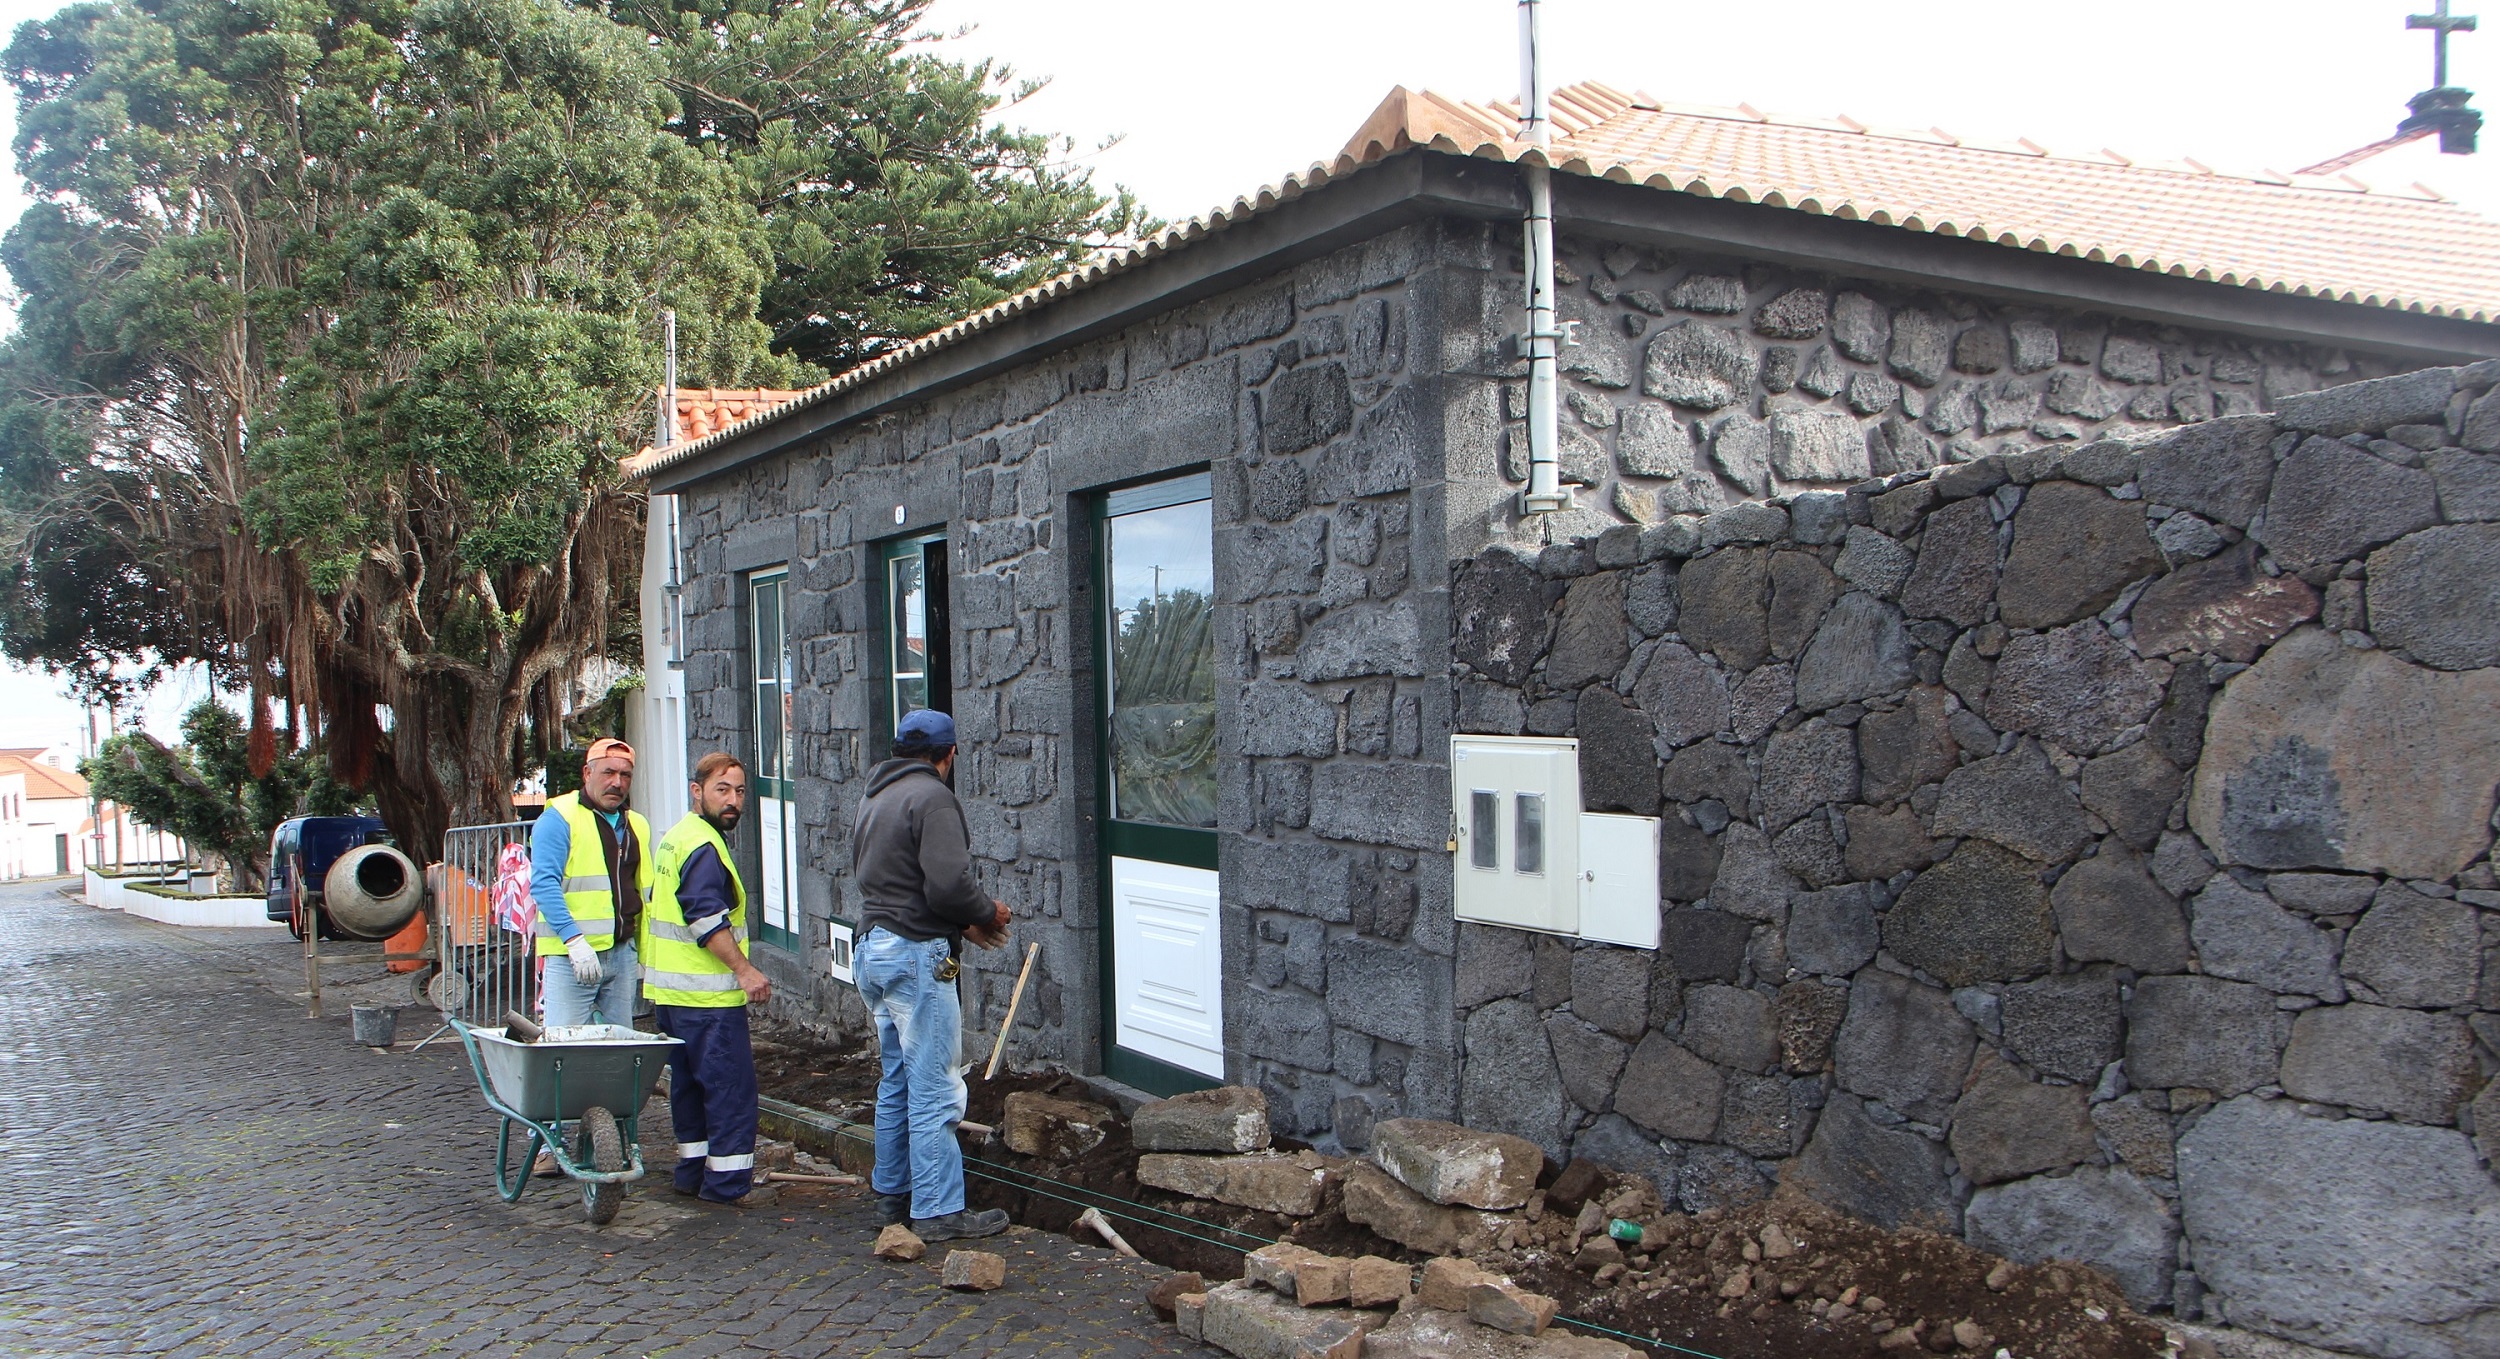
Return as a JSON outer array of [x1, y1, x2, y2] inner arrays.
[[674, 842, 736, 947], [529, 803, 630, 945]]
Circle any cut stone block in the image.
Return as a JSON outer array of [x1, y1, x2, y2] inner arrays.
[[1417, 1256, 1504, 1311], [1372, 1117, 1544, 1209], [1243, 1242, 1330, 1296], [1365, 1305, 1641, 1358], [1148, 1271, 1205, 1322], [1348, 1255, 1411, 1309], [1292, 1256, 1351, 1308], [940, 1249, 1005, 1291], [1468, 1280, 1561, 1336], [1138, 1150, 1339, 1216], [1199, 1280, 1384, 1359], [1000, 1090, 1114, 1160], [1176, 1292, 1207, 1342], [1342, 1163, 1497, 1255], [1132, 1085, 1273, 1153], [872, 1225, 925, 1261]]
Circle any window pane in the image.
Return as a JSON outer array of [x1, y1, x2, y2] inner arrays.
[[1106, 495, 1215, 828], [894, 675, 928, 715], [890, 555, 926, 682], [1515, 793, 1545, 875], [1469, 790, 1500, 870]]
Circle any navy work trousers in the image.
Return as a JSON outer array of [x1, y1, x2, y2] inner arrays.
[[655, 1003, 759, 1201]]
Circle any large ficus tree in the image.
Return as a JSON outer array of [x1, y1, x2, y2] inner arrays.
[[0, 0, 805, 854]]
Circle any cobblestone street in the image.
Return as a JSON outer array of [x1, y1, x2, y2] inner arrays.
[[0, 882, 1216, 1358]]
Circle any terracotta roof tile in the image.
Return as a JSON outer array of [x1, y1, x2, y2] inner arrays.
[[639, 389, 810, 457], [625, 83, 2500, 483], [0, 752, 86, 801]]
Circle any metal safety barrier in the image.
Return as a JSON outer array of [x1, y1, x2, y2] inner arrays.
[[424, 820, 539, 1032]]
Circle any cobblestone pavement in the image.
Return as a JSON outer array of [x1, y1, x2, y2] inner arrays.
[[0, 883, 1219, 1357]]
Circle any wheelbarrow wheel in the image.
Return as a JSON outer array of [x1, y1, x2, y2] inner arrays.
[[578, 1105, 624, 1225]]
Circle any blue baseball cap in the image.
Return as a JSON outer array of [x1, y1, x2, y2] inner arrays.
[[897, 709, 956, 747]]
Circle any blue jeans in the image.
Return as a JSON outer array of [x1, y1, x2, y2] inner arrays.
[[541, 939, 639, 1027], [853, 929, 968, 1218]]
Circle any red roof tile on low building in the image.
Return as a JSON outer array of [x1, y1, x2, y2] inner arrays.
[[640, 389, 810, 458]]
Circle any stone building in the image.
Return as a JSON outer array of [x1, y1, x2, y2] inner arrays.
[[626, 85, 2500, 1354]]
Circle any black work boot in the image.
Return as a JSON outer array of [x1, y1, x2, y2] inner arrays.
[[878, 1194, 911, 1225], [911, 1208, 1009, 1241]]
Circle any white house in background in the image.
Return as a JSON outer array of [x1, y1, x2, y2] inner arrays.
[[0, 746, 95, 877], [626, 388, 805, 831]]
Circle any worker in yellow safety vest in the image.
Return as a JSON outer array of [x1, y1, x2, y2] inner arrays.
[[642, 751, 774, 1205], [527, 737, 655, 1030]]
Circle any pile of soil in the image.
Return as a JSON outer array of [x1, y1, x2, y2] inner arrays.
[[746, 1021, 2166, 1359]]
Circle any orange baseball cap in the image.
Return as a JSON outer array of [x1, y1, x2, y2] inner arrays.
[[585, 738, 636, 769]]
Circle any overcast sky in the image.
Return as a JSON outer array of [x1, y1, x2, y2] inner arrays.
[[0, 0, 2491, 749]]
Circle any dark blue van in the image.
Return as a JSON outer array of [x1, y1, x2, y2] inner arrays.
[[266, 815, 392, 938]]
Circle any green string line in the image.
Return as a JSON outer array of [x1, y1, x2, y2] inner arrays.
[[772, 1101, 1732, 1359]]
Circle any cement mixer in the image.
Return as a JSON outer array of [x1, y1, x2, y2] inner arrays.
[[322, 843, 426, 940]]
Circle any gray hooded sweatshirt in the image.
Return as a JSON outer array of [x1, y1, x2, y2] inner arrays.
[[851, 757, 992, 943]]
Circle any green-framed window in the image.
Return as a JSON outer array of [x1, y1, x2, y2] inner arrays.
[[871, 533, 951, 757], [748, 568, 799, 950]]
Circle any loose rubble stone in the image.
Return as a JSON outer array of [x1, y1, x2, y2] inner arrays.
[[1787, 883, 1882, 977], [1794, 591, 1916, 712], [2273, 367, 2457, 436], [2078, 741, 2186, 850], [2364, 523, 2500, 671], [1644, 321, 1755, 410], [941, 1250, 1006, 1291], [1346, 1255, 1409, 1309], [2000, 971, 2123, 1081], [1149, 1271, 1206, 1322], [1469, 1280, 1560, 1336], [1787, 1093, 1960, 1231], [2256, 436, 2439, 572], [2177, 1096, 2500, 1359], [1291, 1256, 1351, 1308], [1885, 840, 2056, 986], [2189, 627, 2500, 880], [1133, 1086, 1273, 1153], [1341, 1163, 1496, 1256], [1966, 1166, 2178, 1311], [1950, 1061, 2098, 1185], [1677, 546, 1771, 670], [1417, 1256, 1503, 1311], [873, 1225, 926, 1261], [1682, 983, 1780, 1074], [2124, 976, 2285, 1096], [2091, 1094, 2176, 1179], [1373, 1118, 1544, 1210], [1139, 1150, 1339, 1216], [2051, 843, 2193, 973], [1931, 742, 2095, 863], [2136, 416, 2276, 528], [1245, 1242, 1329, 1295], [1001, 1091, 1114, 1160], [2341, 882, 2482, 1008], [1460, 999, 1570, 1158], [2188, 877, 2346, 1000], [2128, 543, 2320, 664], [1983, 621, 2171, 756], [1200, 1280, 1383, 1359], [1833, 969, 1974, 1122], [1996, 481, 2165, 630], [2278, 1003, 2477, 1124], [1616, 1029, 1725, 1140], [1901, 499, 2001, 627]]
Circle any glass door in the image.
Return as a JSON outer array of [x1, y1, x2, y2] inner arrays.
[[749, 570, 798, 950], [1095, 472, 1223, 1092]]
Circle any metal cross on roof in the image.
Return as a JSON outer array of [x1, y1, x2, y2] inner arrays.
[[2410, 1, 2478, 90]]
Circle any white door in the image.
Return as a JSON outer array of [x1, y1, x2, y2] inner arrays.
[[1109, 855, 1224, 1079]]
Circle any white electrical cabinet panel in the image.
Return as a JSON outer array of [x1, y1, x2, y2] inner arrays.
[[1451, 735, 1662, 949], [1578, 813, 1662, 949], [1451, 735, 1581, 935]]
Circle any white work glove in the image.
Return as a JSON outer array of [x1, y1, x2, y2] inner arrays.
[[565, 936, 603, 985]]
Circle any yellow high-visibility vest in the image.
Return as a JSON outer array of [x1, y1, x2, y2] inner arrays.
[[640, 813, 750, 1008], [533, 792, 653, 957]]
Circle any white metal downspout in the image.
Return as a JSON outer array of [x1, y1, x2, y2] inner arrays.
[[1517, 0, 1572, 515]]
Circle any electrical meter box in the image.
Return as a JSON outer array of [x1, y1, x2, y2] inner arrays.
[[1451, 735, 1660, 948], [1451, 735, 1582, 936]]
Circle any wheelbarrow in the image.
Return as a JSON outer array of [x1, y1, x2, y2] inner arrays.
[[453, 1019, 680, 1224]]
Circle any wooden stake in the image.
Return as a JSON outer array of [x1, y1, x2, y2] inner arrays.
[[1075, 1207, 1139, 1258], [759, 1170, 863, 1186], [983, 941, 1042, 1080]]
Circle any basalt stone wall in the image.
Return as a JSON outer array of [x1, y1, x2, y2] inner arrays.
[[675, 224, 1457, 1089], [1448, 362, 2500, 1359], [1442, 230, 2397, 554]]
